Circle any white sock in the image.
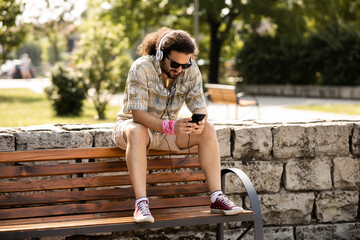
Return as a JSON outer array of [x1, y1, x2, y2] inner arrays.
[[135, 197, 148, 207], [211, 190, 223, 203]]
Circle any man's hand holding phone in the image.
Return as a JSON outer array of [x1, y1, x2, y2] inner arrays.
[[174, 113, 206, 135]]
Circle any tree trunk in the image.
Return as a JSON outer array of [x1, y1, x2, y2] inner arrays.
[[208, 21, 223, 84], [95, 101, 107, 120], [52, 33, 59, 63]]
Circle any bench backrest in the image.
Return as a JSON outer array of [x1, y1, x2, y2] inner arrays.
[[204, 84, 237, 104], [0, 147, 208, 220]]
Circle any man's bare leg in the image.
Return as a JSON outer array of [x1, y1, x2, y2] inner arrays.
[[123, 123, 154, 223], [176, 122, 244, 215], [176, 122, 221, 192], [123, 123, 149, 199]]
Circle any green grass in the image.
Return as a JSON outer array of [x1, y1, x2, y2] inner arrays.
[[288, 104, 360, 115], [0, 88, 120, 127]]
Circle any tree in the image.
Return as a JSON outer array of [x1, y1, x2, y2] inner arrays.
[[302, 0, 360, 29], [0, 0, 25, 64], [21, 0, 85, 63], [75, 6, 131, 119], [104, 0, 284, 83]]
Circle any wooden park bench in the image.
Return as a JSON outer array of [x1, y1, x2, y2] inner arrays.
[[205, 84, 260, 120], [0, 147, 264, 240]]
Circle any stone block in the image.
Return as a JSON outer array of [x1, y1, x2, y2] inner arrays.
[[232, 126, 272, 160], [273, 123, 350, 159], [316, 191, 358, 223], [285, 157, 332, 191], [215, 126, 231, 157], [225, 226, 294, 240], [296, 223, 360, 240], [224, 161, 283, 194], [314, 123, 350, 156], [90, 129, 116, 147], [18, 124, 60, 132], [273, 125, 316, 159], [351, 123, 360, 155], [16, 131, 93, 150], [253, 192, 315, 225], [0, 133, 15, 151], [61, 123, 115, 131], [333, 157, 360, 189]]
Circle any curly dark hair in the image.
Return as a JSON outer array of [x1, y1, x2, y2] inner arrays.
[[137, 27, 198, 58]]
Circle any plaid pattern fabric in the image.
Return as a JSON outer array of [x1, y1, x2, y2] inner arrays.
[[117, 55, 206, 121]]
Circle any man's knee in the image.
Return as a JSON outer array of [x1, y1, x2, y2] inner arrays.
[[125, 123, 149, 145], [201, 122, 217, 140]]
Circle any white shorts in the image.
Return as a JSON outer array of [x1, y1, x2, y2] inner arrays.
[[112, 119, 188, 152]]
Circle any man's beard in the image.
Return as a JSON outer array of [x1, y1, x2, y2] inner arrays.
[[165, 69, 179, 79], [160, 61, 179, 79]]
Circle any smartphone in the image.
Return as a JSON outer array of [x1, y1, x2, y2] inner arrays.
[[189, 113, 206, 124]]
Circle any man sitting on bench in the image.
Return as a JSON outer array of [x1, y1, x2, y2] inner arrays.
[[113, 27, 244, 223]]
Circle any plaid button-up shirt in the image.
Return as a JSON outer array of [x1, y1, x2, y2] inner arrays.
[[117, 55, 206, 121]]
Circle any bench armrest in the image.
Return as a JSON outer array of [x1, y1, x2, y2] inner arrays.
[[236, 93, 259, 104], [221, 168, 264, 239]]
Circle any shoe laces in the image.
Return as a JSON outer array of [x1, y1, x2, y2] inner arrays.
[[136, 200, 151, 216], [217, 194, 234, 208]]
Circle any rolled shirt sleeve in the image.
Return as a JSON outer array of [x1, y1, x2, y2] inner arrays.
[[185, 62, 206, 113]]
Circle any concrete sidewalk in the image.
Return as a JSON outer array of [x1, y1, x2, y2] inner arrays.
[[111, 93, 360, 123], [184, 96, 360, 123], [1, 78, 360, 123]]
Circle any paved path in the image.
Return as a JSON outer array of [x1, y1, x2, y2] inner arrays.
[[1, 78, 360, 123], [0, 78, 51, 94], [110, 91, 360, 123]]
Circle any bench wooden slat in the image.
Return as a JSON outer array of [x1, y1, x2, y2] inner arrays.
[[0, 183, 209, 206], [0, 206, 254, 235], [0, 171, 206, 193], [0, 196, 210, 220], [0, 146, 263, 240], [0, 157, 200, 178], [0, 147, 198, 163]]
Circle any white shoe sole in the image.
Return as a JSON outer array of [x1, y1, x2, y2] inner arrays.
[[134, 215, 155, 223], [211, 207, 245, 215]]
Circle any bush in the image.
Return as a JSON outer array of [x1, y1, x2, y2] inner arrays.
[[46, 65, 86, 116], [235, 35, 317, 85], [308, 23, 360, 86], [236, 23, 360, 86]]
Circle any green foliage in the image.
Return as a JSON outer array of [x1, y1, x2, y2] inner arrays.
[[236, 0, 360, 86], [0, 0, 25, 64], [236, 35, 316, 85], [302, 0, 360, 29], [308, 23, 360, 86], [25, 0, 79, 63], [46, 65, 86, 116], [75, 18, 131, 120]]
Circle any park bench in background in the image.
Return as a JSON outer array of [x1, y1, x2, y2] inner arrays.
[[0, 147, 263, 240], [205, 83, 260, 120]]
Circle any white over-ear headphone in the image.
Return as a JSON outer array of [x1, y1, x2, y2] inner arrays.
[[156, 32, 171, 61]]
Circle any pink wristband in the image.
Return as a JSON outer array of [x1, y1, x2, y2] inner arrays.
[[161, 120, 176, 135]]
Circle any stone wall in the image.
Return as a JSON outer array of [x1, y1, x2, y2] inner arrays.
[[0, 121, 359, 240]]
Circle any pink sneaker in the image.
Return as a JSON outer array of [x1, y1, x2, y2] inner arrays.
[[210, 194, 245, 215], [134, 199, 154, 223]]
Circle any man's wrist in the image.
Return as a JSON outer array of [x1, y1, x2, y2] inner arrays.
[[161, 120, 176, 135]]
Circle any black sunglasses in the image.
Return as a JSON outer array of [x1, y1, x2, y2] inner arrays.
[[166, 56, 192, 69]]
